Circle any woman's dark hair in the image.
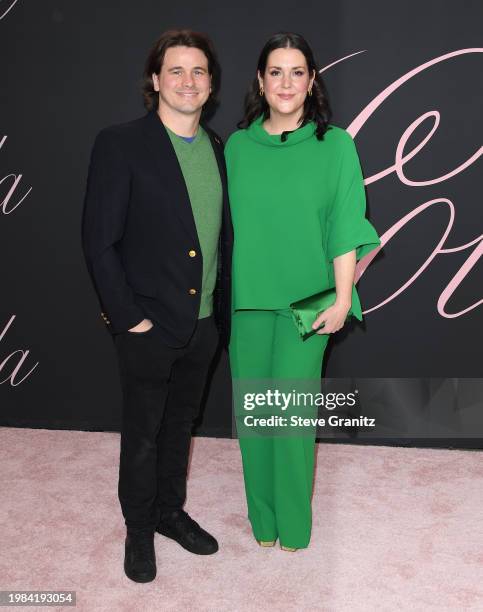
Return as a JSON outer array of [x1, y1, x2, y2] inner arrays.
[[238, 32, 332, 140], [142, 29, 221, 119]]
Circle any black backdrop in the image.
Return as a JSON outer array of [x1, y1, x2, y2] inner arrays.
[[1, 1, 482, 445]]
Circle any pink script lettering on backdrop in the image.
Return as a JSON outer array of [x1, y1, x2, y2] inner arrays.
[[321, 48, 483, 317], [0, 0, 19, 21], [1, 0, 37, 388], [0, 136, 32, 214], [0, 316, 39, 386]]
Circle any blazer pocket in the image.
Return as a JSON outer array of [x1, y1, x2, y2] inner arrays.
[[126, 323, 156, 336]]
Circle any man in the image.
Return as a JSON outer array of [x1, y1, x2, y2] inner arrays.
[[81, 29, 232, 583]]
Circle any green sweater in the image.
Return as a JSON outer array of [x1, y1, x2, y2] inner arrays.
[[224, 115, 381, 319], [166, 125, 222, 318]]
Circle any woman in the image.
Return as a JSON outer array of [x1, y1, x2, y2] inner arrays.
[[225, 32, 380, 551]]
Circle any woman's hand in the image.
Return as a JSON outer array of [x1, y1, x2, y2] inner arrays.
[[312, 299, 351, 335]]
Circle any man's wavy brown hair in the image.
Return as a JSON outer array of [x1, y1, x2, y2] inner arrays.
[[142, 29, 221, 120]]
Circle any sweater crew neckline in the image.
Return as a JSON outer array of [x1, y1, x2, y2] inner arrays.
[[246, 114, 316, 147], [164, 123, 202, 147]]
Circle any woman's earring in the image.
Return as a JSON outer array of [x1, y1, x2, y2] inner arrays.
[[308, 88, 312, 96], [259, 86, 264, 96]]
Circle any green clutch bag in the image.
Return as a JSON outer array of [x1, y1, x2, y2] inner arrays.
[[289, 287, 354, 340]]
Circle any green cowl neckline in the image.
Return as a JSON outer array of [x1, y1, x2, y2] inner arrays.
[[246, 114, 316, 147]]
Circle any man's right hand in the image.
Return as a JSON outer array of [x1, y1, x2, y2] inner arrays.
[[128, 318, 153, 333]]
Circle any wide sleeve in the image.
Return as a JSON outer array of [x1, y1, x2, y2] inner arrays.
[[326, 133, 381, 262]]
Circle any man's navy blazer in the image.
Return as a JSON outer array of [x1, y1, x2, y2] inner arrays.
[[81, 109, 233, 348]]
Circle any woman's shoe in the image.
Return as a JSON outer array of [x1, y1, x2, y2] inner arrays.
[[280, 545, 298, 552], [257, 540, 276, 547]]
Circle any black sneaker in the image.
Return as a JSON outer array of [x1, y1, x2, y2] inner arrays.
[[156, 510, 218, 555], [124, 528, 156, 583]]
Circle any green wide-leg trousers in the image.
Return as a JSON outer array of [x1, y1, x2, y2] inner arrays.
[[229, 309, 329, 549]]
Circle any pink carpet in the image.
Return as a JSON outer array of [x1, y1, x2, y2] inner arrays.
[[1, 427, 482, 611]]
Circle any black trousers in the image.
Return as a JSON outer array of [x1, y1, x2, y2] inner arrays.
[[113, 315, 219, 530]]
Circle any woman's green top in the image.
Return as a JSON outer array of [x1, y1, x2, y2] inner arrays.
[[224, 115, 381, 320]]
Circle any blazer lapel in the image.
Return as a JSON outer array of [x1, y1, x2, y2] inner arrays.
[[141, 110, 199, 245], [203, 125, 227, 186], [202, 124, 233, 242]]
